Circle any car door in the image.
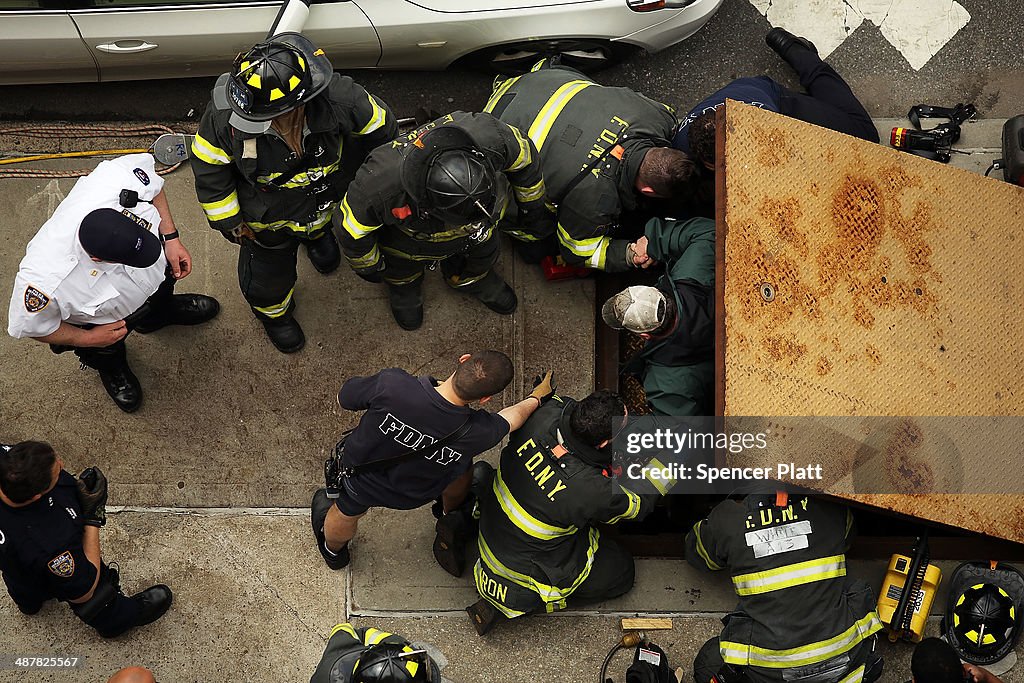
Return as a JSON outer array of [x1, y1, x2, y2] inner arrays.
[[68, 0, 381, 83], [0, 0, 98, 84]]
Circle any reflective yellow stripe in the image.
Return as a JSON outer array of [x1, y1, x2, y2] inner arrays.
[[191, 133, 231, 165], [839, 665, 866, 683], [732, 555, 847, 596], [356, 95, 388, 135], [200, 190, 240, 220], [493, 471, 577, 540], [383, 269, 424, 285], [604, 487, 642, 525], [507, 125, 532, 171], [473, 561, 527, 618], [504, 229, 541, 242], [363, 627, 392, 646], [252, 287, 294, 318], [248, 210, 333, 235], [845, 509, 853, 537], [257, 160, 341, 189], [530, 58, 547, 72], [527, 80, 593, 150], [693, 520, 722, 571], [340, 195, 380, 239], [557, 223, 609, 269], [513, 178, 546, 203], [484, 75, 522, 113], [721, 613, 883, 668], [447, 271, 487, 288], [477, 529, 598, 603], [329, 623, 359, 639], [346, 244, 381, 270]]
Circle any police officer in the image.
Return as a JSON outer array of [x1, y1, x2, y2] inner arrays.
[[466, 390, 654, 635], [687, 494, 883, 683], [310, 622, 445, 683], [483, 58, 696, 271], [601, 217, 715, 416], [0, 441, 172, 637], [191, 32, 397, 352], [7, 153, 220, 413], [338, 111, 553, 330]]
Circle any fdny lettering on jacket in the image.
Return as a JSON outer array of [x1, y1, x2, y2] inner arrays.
[[515, 439, 568, 501], [585, 115, 630, 178], [378, 413, 462, 466]]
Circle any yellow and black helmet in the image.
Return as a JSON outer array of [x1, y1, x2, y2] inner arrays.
[[944, 561, 1024, 666], [352, 643, 437, 683], [221, 32, 333, 134]]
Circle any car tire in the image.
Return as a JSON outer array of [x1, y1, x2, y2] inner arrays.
[[465, 39, 636, 74]]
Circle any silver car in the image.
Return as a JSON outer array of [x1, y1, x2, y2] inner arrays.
[[0, 0, 723, 84]]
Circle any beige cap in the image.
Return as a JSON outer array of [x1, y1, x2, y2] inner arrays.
[[601, 286, 668, 333]]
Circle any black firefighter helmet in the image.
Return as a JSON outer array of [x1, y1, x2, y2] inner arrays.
[[400, 125, 498, 226], [943, 561, 1024, 666], [352, 642, 438, 683], [220, 32, 333, 134]]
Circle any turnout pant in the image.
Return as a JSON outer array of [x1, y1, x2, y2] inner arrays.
[[238, 225, 333, 321], [563, 535, 636, 608], [49, 269, 177, 371], [778, 47, 880, 144], [693, 636, 882, 683], [383, 233, 501, 294]]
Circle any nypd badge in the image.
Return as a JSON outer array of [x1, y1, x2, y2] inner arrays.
[[24, 285, 50, 313], [48, 550, 75, 578], [133, 167, 151, 185]]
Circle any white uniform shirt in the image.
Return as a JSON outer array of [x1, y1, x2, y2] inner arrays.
[[7, 154, 168, 339]]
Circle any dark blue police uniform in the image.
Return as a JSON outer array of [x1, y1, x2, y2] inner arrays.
[[0, 460, 141, 637]]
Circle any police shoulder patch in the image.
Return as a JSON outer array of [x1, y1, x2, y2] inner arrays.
[[48, 550, 75, 578], [133, 167, 150, 186], [24, 285, 50, 313]]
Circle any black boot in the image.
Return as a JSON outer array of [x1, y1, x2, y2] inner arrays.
[[388, 282, 424, 331], [98, 366, 143, 413], [130, 585, 173, 631], [469, 272, 517, 315], [433, 503, 474, 578], [311, 489, 351, 570], [260, 315, 305, 354], [304, 231, 341, 274], [466, 598, 507, 636], [134, 294, 220, 334], [766, 27, 818, 61]]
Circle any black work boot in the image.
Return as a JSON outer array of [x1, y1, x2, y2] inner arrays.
[[304, 231, 341, 274], [311, 489, 351, 570], [134, 295, 220, 334], [463, 272, 517, 315], [260, 315, 305, 354], [98, 366, 143, 413], [130, 585, 173, 631], [466, 598, 507, 636], [765, 27, 818, 60], [433, 504, 474, 578], [387, 282, 424, 331]]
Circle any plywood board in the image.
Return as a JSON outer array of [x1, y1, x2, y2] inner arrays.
[[718, 101, 1024, 543]]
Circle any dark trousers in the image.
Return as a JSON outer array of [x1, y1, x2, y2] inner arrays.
[[778, 47, 880, 144], [238, 225, 334, 321], [564, 536, 636, 608], [693, 636, 882, 683], [50, 270, 177, 372], [383, 233, 500, 292]]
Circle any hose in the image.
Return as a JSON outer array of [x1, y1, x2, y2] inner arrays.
[[0, 123, 185, 179], [599, 631, 645, 683]]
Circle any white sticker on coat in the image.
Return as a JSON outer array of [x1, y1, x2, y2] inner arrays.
[[745, 520, 813, 558]]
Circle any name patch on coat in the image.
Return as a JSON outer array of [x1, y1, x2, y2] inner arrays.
[[745, 520, 813, 558], [120, 209, 152, 231], [48, 550, 75, 578], [24, 285, 50, 313]]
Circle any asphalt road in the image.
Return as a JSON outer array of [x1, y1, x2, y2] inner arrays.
[[0, 0, 1020, 124]]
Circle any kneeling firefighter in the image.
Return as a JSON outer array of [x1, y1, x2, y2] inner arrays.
[[688, 494, 883, 683], [467, 390, 656, 635], [338, 111, 553, 330]]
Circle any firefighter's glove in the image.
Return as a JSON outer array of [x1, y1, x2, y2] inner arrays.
[[529, 371, 556, 404], [76, 467, 108, 528]]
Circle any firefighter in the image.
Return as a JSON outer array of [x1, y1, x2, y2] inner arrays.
[[466, 390, 655, 635], [483, 58, 696, 271], [310, 623, 444, 682], [338, 111, 553, 330], [687, 494, 884, 683], [601, 217, 715, 416], [191, 33, 397, 352]]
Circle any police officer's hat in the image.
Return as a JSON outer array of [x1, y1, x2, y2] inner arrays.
[[79, 208, 162, 269]]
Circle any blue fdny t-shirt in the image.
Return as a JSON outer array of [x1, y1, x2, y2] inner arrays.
[[338, 368, 510, 509], [673, 77, 783, 153]]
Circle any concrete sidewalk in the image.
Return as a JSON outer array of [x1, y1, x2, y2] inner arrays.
[[0, 119, 1020, 683]]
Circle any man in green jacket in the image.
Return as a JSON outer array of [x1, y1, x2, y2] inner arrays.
[[602, 217, 715, 416]]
